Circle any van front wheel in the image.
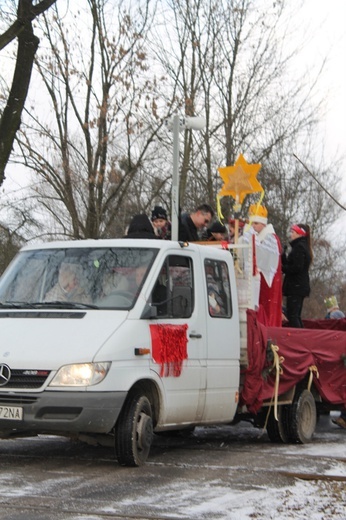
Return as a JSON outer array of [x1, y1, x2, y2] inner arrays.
[[115, 394, 153, 467]]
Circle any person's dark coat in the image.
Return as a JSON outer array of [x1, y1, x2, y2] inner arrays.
[[178, 213, 199, 242], [281, 236, 311, 297], [124, 214, 157, 239]]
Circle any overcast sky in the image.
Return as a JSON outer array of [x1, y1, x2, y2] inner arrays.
[[309, 0, 346, 228], [304, 0, 346, 163], [2, 0, 346, 229]]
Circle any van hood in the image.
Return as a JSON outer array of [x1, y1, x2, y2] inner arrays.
[[0, 310, 127, 370]]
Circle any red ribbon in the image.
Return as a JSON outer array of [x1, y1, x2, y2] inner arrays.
[[252, 234, 258, 276]]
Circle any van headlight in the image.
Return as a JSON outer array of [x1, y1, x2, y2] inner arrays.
[[49, 362, 111, 387]]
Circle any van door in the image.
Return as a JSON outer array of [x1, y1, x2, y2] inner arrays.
[[200, 253, 240, 422], [148, 252, 207, 425]]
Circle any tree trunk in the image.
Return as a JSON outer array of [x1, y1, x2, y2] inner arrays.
[[0, 0, 58, 186]]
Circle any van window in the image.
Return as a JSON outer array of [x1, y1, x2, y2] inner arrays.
[[150, 255, 194, 318], [0, 247, 158, 310], [204, 259, 232, 318]]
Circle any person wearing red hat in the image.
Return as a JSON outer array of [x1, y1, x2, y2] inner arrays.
[[281, 223, 313, 328]]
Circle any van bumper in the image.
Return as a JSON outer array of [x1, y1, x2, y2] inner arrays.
[[0, 391, 127, 436]]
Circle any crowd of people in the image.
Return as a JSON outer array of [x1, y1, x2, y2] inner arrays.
[[123, 205, 317, 324], [125, 202, 345, 328], [124, 203, 344, 325]]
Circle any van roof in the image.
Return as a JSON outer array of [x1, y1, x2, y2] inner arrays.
[[19, 238, 228, 253]]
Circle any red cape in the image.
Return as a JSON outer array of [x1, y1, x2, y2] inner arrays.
[[258, 234, 282, 327]]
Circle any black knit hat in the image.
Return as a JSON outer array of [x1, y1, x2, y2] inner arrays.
[[208, 221, 226, 234], [151, 206, 168, 221], [126, 214, 156, 238]]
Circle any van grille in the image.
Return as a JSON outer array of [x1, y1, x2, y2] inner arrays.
[[0, 394, 38, 405], [0, 369, 50, 389]]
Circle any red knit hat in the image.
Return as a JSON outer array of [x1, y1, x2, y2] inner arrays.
[[229, 218, 245, 228], [291, 224, 307, 236]]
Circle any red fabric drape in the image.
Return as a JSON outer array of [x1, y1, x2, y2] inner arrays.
[[240, 310, 346, 413], [150, 324, 188, 377]]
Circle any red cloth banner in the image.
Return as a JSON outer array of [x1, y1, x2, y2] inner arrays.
[[150, 324, 188, 377], [240, 310, 346, 413]]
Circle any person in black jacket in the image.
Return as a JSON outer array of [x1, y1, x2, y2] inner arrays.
[[178, 203, 214, 242], [281, 223, 313, 328]]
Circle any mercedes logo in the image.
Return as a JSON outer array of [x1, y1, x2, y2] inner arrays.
[[0, 364, 11, 386]]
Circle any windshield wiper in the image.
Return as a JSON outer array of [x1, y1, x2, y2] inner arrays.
[[37, 301, 99, 309], [0, 301, 37, 309], [0, 301, 99, 310]]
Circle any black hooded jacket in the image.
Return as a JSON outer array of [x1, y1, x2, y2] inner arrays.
[[281, 236, 311, 297], [124, 214, 157, 239]]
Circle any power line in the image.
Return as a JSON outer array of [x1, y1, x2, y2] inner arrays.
[[293, 154, 346, 212]]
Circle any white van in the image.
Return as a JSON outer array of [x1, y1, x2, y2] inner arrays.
[[0, 239, 241, 466]]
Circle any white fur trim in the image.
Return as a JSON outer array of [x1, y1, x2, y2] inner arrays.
[[250, 216, 267, 225]]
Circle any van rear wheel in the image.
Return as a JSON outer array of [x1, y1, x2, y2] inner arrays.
[[115, 394, 153, 466], [289, 389, 316, 443], [266, 405, 290, 443]]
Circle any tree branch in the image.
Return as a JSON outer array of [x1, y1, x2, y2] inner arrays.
[[0, 0, 57, 51], [0, 0, 57, 184]]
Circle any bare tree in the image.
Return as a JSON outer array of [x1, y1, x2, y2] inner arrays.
[[150, 0, 341, 223], [12, 0, 174, 239], [3, 0, 344, 265], [0, 0, 57, 185]]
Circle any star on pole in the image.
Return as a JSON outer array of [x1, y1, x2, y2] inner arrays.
[[217, 154, 263, 203]]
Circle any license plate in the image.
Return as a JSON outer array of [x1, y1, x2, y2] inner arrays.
[[0, 406, 23, 420]]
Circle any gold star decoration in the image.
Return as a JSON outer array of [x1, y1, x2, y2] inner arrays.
[[217, 154, 263, 203]]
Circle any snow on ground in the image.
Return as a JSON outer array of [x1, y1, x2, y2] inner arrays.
[[103, 473, 345, 520], [101, 479, 345, 520], [102, 470, 345, 519], [180, 480, 345, 519], [168, 424, 342, 520], [0, 420, 344, 519], [102, 430, 346, 520]]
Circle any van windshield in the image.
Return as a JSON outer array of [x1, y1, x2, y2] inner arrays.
[[0, 247, 158, 310]]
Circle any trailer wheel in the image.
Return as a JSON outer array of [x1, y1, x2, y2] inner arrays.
[[289, 389, 316, 443], [115, 394, 153, 466], [266, 405, 290, 443]]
